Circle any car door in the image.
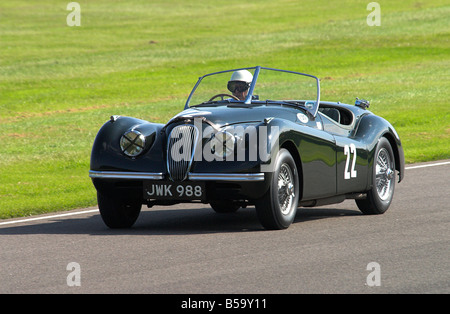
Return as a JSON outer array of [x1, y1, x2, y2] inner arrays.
[[319, 112, 369, 195], [295, 113, 337, 200], [334, 136, 368, 194]]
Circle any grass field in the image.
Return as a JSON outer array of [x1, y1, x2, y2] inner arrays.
[[1, 0, 449, 218]]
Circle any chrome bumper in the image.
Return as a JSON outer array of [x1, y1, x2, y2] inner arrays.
[[89, 170, 265, 182]]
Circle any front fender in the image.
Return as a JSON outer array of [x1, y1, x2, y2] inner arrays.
[[90, 116, 166, 172]]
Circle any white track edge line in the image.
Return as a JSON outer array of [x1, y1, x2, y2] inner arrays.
[[405, 161, 450, 170], [0, 209, 98, 226]]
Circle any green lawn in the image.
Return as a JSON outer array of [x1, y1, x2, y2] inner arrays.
[[0, 0, 449, 218]]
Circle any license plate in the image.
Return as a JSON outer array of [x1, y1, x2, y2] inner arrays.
[[143, 181, 205, 200]]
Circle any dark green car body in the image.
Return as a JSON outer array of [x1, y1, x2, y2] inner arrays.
[[90, 67, 404, 229]]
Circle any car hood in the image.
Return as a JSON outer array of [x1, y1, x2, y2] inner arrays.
[[172, 105, 301, 127]]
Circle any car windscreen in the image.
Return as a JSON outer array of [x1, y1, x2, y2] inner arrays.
[[252, 68, 318, 104], [187, 67, 319, 115], [188, 69, 256, 107]]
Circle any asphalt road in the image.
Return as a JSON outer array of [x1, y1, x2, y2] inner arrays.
[[1, 160, 449, 294]]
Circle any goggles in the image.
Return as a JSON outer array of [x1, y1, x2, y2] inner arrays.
[[227, 81, 250, 93]]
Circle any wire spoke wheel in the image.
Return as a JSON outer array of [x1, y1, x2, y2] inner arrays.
[[255, 149, 300, 230], [277, 163, 295, 215], [356, 137, 396, 215], [375, 148, 394, 201]]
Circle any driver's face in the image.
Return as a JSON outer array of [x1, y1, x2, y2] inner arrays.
[[228, 81, 249, 101], [232, 89, 248, 101]]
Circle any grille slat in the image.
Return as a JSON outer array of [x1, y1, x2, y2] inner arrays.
[[167, 125, 199, 181]]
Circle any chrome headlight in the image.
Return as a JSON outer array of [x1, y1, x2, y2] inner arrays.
[[210, 131, 236, 159], [120, 130, 146, 157]]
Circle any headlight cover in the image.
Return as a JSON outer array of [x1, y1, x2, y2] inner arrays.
[[120, 129, 146, 157]]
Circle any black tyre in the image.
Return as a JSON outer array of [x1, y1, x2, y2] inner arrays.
[[255, 149, 300, 230], [97, 191, 142, 228], [210, 201, 240, 213], [356, 137, 396, 215]]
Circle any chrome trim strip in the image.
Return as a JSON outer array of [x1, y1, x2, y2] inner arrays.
[[89, 171, 265, 181], [89, 170, 164, 180], [188, 173, 265, 181]]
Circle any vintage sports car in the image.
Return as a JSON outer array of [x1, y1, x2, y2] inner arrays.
[[89, 66, 405, 230]]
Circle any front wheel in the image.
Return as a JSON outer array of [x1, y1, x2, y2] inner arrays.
[[97, 191, 142, 228], [210, 201, 240, 213], [255, 149, 300, 230], [356, 137, 396, 215]]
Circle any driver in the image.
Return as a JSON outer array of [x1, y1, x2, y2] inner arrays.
[[227, 70, 253, 101]]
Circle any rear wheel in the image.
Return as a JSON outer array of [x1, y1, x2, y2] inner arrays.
[[255, 149, 300, 230], [97, 191, 142, 228], [356, 137, 396, 215]]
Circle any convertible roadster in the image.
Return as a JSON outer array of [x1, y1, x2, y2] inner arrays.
[[89, 66, 404, 230]]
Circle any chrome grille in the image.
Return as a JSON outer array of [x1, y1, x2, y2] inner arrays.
[[167, 124, 199, 181]]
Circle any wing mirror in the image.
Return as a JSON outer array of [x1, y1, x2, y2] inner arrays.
[[355, 98, 370, 109]]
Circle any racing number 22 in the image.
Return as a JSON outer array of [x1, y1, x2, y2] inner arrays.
[[344, 144, 357, 179]]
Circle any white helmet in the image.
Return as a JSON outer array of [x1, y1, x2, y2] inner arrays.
[[229, 70, 253, 84]]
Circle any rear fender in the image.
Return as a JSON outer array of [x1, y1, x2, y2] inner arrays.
[[355, 114, 405, 185]]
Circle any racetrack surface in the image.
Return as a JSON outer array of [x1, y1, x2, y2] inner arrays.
[[1, 160, 449, 294]]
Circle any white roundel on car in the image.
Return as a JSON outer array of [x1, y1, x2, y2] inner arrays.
[[297, 113, 309, 123]]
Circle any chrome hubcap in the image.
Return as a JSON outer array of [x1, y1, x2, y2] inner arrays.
[[277, 163, 295, 215], [375, 148, 394, 201]]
